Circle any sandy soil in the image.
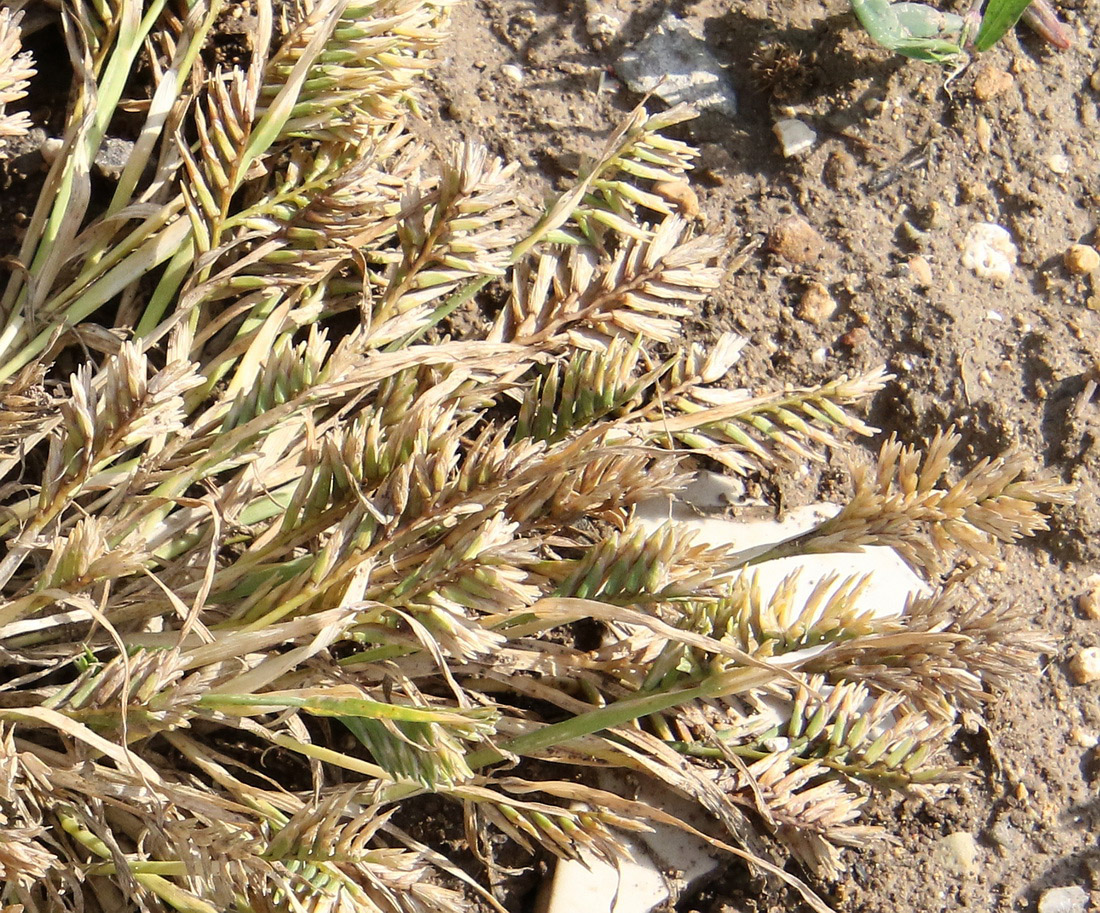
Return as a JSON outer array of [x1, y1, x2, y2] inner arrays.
[[418, 0, 1100, 909]]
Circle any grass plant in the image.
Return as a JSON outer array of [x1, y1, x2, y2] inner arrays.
[[0, 2, 1071, 911]]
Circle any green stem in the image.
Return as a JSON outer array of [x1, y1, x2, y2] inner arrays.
[[58, 807, 218, 913], [1, 0, 171, 321], [198, 691, 493, 727], [465, 664, 779, 769]]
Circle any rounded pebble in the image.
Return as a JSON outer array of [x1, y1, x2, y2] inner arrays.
[[839, 326, 869, 350], [652, 179, 700, 219], [1037, 885, 1089, 913], [1068, 647, 1100, 685], [768, 216, 824, 264], [39, 136, 64, 164], [1065, 244, 1100, 275], [973, 67, 1013, 102], [823, 150, 857, 189], [908, 256, 933, 288], [796, 282, 837, 324], [976, 114, 992, 153], [1079, 575, 1100, 620], [1070, 726, 1098, 748], [1047, 153, 1071, 175]]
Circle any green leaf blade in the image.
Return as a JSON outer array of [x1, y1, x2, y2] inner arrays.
[[974, 0, 1033, 51]]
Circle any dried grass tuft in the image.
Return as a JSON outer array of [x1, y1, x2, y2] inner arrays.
[[0, 1, 1070, 910]]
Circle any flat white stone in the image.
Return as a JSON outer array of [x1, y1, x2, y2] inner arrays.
[[773, 118, 817, 158], [932, 831, 980, 876], [615, 14, 737, 118], [538, 776, 720, 913], [538, 842, 667, 913], [637, 474, 927, 625], [1038, 885, 1089, 913]]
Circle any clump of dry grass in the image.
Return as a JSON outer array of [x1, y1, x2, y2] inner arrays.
[[0, 2, 1071, 911]]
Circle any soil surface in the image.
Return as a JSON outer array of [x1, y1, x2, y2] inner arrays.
[[3, 1, 1099, 911], [420, 0, 1100, 910]]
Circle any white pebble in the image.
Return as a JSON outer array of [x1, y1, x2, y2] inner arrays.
[[615, 14, 738, 117], [976, 114, 992, 153], [962, 223, 1018, 284], [908, 255, 933, 288], [1037, 885, 1089, 913], [1068, 647, 1100, 685], [986, 309, 1004, 321], [501, 64, 525, 84], [1070, 726, 1098, 748], [586, 11, 621, 48], [39, 136, 64, 163], [1047, 153, 1071, 175], [773, 118, 817, 158], [933, 832, 980, 876]]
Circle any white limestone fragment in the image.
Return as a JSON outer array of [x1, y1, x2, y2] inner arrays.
[[773, 118, 817, 157], [615, 14, 737, 118], [962, 222, 1017, 284]]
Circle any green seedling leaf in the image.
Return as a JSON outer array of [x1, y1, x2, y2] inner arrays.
[[892, 1, 964, 38], [974, 0, 1033, 50], [851, 0, 965, 63]]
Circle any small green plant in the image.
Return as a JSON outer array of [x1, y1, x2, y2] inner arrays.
[[850, 0, 1070, 65], [0, 2, 1071, 912]]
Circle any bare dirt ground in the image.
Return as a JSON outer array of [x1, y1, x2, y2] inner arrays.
[[417, 0, 1100, 910]]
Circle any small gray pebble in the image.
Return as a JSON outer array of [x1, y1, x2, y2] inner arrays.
[[94, 137, 135, 180], [988, 819, 1023, 852]]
